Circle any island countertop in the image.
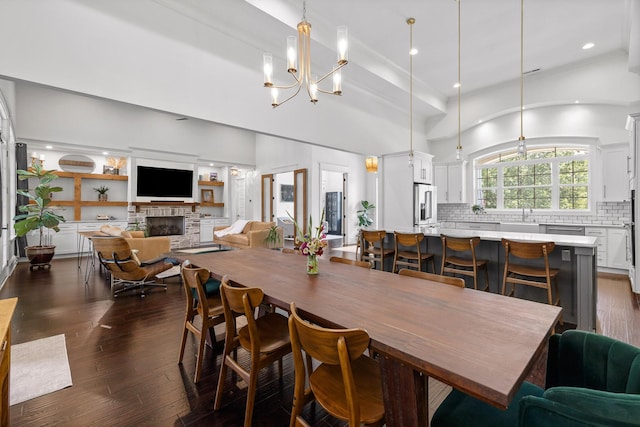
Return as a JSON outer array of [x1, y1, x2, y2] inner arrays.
[[418, 227, 598, 248], [377, 226, 597, 331]]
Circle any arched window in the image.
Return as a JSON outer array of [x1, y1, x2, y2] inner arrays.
[[475, 146, 590, 211]]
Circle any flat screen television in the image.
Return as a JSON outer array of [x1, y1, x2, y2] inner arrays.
[[136, 165, 193, 198]]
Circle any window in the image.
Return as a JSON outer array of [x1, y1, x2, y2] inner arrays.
[[475, 146, 590, 211]]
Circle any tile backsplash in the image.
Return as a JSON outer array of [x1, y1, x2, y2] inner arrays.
[[437, 201, 630, 226]]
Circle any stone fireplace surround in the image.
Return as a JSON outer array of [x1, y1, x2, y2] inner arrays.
[[128, 204, 201, 249]]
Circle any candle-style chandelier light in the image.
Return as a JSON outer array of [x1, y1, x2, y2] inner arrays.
[[262, 1, 348, 108]]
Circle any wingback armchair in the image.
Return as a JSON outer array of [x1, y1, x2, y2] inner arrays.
[[431, 330, 640, 427]]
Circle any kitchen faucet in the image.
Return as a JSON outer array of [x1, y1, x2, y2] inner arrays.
[[522, 206, 533, 222]]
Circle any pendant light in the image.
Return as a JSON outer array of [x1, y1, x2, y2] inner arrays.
[[407, 18, 415, 166], [517, 0, 527, 157], [455, 0, 462, 161]]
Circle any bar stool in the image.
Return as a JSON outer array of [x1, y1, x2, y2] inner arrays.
[[440, 235, 489, 291], [501, 238, 561, 316], [360, 230, 395, 271], [392, 231, 436, 273]]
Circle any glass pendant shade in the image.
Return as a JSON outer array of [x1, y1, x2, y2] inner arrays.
[[365, 156, 378, 173]]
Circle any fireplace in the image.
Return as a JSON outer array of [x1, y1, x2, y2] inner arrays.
[[146, 216, 185, 236]]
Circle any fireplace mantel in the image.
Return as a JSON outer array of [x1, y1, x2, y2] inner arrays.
[[132, 202, 199, 212]]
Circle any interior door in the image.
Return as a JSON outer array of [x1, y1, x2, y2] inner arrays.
[[293, 168, 307, 235], [261, 174, 274, 222]]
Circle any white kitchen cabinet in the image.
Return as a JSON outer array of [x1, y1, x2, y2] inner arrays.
[[607, 227, 629, 270], [200, 218, 215, 243], [455, 221, 498, 231], [434, 162, 466, 203], [382, 151, 433, 230], [412, 152, 433, 184], [585, 227, 607, 267], [602, 144, 630, 202]]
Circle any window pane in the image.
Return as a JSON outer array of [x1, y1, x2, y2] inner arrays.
[[480, 190, 497, 209], [477, 146, 589, 211]]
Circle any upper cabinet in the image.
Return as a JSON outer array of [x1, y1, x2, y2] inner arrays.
[[434, 161, 467, 204], [412, 152, 434, 184], [601, 143, 630, 202]]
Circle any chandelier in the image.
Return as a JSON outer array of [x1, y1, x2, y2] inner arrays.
[[517, 0, 527, 157], [262, 1, 348, 108]]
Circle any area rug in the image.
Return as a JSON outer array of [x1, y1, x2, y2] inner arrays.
[[10, 334, 73, 405]]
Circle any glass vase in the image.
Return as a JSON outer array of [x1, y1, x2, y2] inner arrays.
[[307, 254, 319, 275]]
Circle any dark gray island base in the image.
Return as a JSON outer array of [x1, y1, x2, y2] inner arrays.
[[385, 227, 597, 331]]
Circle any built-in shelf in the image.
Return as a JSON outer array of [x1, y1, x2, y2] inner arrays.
[[198, 180, 224, 187], [200, 202, 224, 207], [37, 171, 130, 220]]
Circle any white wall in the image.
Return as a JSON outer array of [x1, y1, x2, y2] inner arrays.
[[430, 103, 631, 163], [255, 134, 369, 243], [15, 83, 257, 166], [0, 0, 427, 157]]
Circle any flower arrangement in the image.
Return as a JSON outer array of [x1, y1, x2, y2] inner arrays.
[[290, 209, 327, 274]]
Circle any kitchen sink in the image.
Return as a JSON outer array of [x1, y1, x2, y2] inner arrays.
[[499, 222, 541, 233]]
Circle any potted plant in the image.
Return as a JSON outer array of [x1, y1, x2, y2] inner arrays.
[[94, 185, 109, 201], [14, 164, 65, 269], [357, 200, 375, 228], [264, 225, 282, 249]]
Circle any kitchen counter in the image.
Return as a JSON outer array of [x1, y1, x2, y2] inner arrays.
[[384, 226, 597, 331]]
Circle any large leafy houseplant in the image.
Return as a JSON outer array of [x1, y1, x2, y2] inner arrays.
[[356, 200, 375, 228], [14, 163, 65, 247]]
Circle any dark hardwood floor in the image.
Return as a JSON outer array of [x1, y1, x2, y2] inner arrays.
[[0, 255, 637, 426]]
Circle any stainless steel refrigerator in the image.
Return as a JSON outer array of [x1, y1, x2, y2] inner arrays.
[[414, 183, 437, 227]]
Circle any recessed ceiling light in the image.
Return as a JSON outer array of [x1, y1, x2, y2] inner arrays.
[[575, 100, 580, 104], [582, 42, 594, 50], [453, 82, 461, 88], [209, 163, 214, 166], [45, 145, 53, 149], [478, 120, 483, 124], [409, 48, 418, 56], [103, 151, 109, 155]]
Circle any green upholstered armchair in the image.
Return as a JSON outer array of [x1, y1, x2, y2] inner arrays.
[[431, 330, 640, 427]]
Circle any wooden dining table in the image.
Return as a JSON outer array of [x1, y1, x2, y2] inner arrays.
[[182, 248, 561, 427]]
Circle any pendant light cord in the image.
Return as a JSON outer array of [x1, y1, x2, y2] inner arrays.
[[520, 0, 524, 140], [408, 18, 415, 159], [457, 0, 461, 152]]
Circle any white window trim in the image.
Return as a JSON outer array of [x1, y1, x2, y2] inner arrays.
[[471, 138, 596, 213]]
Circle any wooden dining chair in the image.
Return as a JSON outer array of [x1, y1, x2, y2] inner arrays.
[[329, 256, 371, 269], [501, 238, 561, 320], [440, 235, 489, 291], [282, 247, 300, 254], [214, 276, 292, 427], [359, 230, 395, 271], [398, 268, 465, 287], [288, 302, 385, 427], [178, 262, 225, 383], [392, 231, 436, 273]]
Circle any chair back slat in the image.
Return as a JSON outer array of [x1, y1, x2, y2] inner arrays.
[[395, 232, 423, 247], [289, 303, 370, 365], [398, 269, 465, 287], [442, 235, 480, 252], [329, 256, 371, 269], [503, 239, 555, 259]]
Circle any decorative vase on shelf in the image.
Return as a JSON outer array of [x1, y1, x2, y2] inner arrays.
[[307, 254, 319, 275], [98, 194, 108, 202]]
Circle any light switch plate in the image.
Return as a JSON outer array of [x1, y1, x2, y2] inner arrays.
[[562, 250, 571, 261]]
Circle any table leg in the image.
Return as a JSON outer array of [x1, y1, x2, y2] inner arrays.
[[377, 352, 429, 427]]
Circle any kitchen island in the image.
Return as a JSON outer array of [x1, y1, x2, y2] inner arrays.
[[386, 227, 597, 331]]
